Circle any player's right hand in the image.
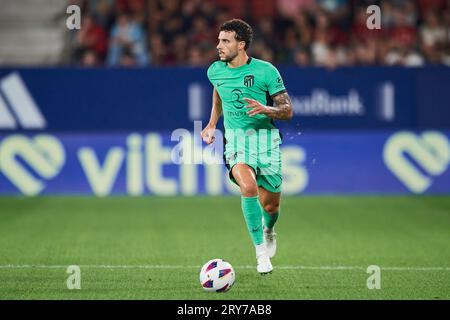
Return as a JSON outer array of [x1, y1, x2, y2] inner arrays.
[[201, 125, 216, 144]]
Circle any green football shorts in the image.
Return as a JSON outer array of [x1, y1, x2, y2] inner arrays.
[[224, 142, 282, 193]]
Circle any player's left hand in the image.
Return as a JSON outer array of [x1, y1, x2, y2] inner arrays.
[[243, 98, 268, 117]]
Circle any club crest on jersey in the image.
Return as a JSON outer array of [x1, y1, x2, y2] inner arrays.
[[244, 75, 254, 87]]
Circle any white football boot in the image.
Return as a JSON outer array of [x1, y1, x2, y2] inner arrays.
[[256, 244, 273, 274], [263, 227, 277, 258]]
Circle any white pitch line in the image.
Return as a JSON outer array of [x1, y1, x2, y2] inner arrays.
[[0, 265, 449, 271]]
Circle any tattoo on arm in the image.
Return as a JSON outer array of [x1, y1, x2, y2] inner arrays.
[[267, 91, 293, 120]]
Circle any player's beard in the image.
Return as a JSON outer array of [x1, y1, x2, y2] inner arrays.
[[221, 50, 238, 63]]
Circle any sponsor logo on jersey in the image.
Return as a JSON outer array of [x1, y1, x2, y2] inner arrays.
[[231, 89, 245, 109]]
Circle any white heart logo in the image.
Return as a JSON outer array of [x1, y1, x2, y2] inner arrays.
[[0, 134, 65, 195], [383, 131, 450, 193]]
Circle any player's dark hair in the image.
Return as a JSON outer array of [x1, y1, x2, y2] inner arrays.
[[220, 19, 253, 50]]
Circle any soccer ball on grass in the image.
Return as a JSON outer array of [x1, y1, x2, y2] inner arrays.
[[199, 258, 235, 292]]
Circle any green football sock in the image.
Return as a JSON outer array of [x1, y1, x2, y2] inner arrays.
[[241, 196, 264, 246], [263, 210, 279, 230]]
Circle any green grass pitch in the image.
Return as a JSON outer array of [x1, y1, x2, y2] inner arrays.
[[0, 196, 449, 299]]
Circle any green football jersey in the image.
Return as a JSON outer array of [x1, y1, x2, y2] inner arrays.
[[207, 57, 286, 148]]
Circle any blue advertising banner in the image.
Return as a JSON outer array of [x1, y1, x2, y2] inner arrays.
[[0, 66, 448, 132], [1, 130, 449, 196], [279, 66, 417, 129]]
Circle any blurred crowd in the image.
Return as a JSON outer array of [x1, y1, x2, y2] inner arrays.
[[66, 0, 450, 67]]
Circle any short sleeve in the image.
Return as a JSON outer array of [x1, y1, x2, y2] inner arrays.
[[207, 62, 216, 85], [266, 64, 286, 96]]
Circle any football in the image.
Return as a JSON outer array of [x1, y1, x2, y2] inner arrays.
[[199, 259, 235, 292]]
